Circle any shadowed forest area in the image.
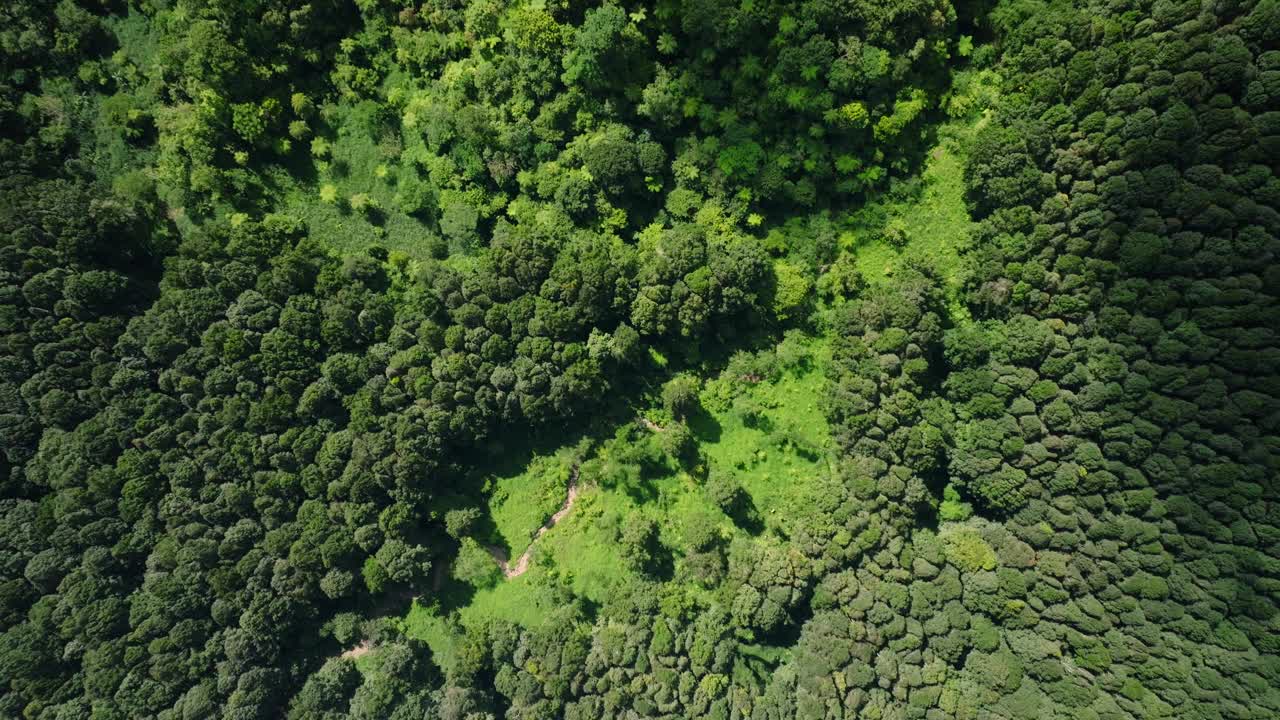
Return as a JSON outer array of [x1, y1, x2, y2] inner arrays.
[[1, 0, 1278, 718]]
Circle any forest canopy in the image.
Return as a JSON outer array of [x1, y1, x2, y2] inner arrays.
[[1, 0, 1278, 719]]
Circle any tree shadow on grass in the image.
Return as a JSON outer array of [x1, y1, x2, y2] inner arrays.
[[429, 573, 479, 616], [650, 544, 677, 582], [687, 404, 723, 442], [728, 493, 765, 535]]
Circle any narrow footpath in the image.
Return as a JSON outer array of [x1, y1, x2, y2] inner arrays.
[[339, 466, 582, 660], [484, 464, 580, 579]]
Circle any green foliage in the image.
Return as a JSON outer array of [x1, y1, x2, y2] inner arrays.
[[3, 0, 1279, 719], [618, 514, 662, 576], [939, 483, 974, 522], [943, 528, 998, 572], [444, 507, 482, 539], [662, 374, 702, 420], [771, 260, 812, 322], [453, 538, 502, 589]]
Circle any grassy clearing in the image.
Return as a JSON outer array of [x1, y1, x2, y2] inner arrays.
[[841, 141, 971, 288], [486, 454, 574, 558], [402, 568, 567, 675], [700, 340, 835, 538], [535, 486, 642, 600], [402, 602, 460, 673], [836, 115, 985, 320], [403, 334, 837, 670], [277, 104, 445, 259], [281, 188, 431, 259]]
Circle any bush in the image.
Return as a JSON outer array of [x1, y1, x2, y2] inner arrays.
[[453, 538, 502, 589], [943, 528, 998, 572]]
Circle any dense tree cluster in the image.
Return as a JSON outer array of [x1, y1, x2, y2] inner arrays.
[[366, 0, 959, 229], [424, 1, 1280, 718], [0, 159, 162, 494], [0, 4, 801, 715], [73, 0, 964, 226], [2, 0, 1278, 718], [0, 188, 701, 716], [939, 0, 1280, 715]]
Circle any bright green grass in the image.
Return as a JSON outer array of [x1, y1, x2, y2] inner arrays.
[[404, 457, 617, 671], [842, 143, 971, 287], [838, 117, 983, 321], [487, 454, 574, 558], [403, 451, 588, 670], [534, 487, 643, 600], [401, 602, 459, 672], [529, 336, 836, 567], [700, 340, 835, 537], [640, 470, 725, 563], [277, 110, 444, 259], [403, 336, 836, 671], [403, 565, 569, 674]]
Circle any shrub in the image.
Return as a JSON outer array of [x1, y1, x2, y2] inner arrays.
[[943, 528, 998, 572]]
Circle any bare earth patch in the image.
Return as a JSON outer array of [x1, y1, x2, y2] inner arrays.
[[340, 639, 373, 660]]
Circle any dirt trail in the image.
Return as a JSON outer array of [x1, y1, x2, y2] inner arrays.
[[337, 585, 416, 661], [340, 639, 373, 660], [485, 465, 580, 579], [340, 467, 581, 661]]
